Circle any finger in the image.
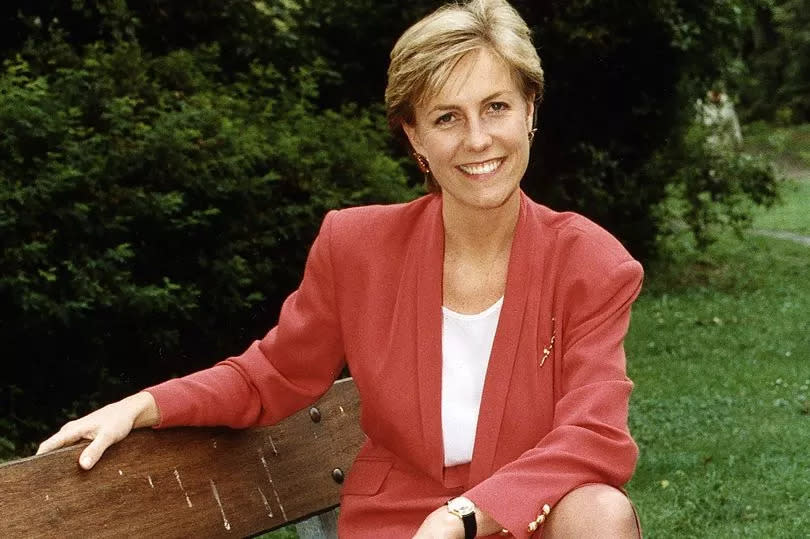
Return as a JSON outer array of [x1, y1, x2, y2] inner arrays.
[[37, 425, 85, 455], [79, 433, 113, 470]]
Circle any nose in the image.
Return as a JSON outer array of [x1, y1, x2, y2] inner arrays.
[[464, 117, 492, 152]]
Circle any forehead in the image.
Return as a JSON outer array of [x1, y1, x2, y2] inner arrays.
[[418, 48, 522, 110]]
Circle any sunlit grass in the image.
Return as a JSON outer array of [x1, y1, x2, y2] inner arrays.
[[626, 210, 810, 536], [752, 179, 810, 235], [743, 121, 810, 171]]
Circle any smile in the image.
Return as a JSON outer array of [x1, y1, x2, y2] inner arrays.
[[458, 158, 503, 176]]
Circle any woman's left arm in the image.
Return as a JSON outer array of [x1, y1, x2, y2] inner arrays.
[[458, 254, 644, 538]]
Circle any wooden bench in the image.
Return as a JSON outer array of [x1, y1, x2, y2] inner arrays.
[[0, 378, 364, 538]]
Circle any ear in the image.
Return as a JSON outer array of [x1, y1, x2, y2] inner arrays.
[[525, 93, 536, 132], [402, 121, 428, 157]]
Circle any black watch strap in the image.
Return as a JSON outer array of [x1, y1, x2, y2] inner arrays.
[[461, 511, 477, 539]]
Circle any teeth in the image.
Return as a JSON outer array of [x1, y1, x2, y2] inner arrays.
[[459, 159, 501, 175]]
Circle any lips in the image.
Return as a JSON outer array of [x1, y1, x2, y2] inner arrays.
[[458, 158, 503, 176]]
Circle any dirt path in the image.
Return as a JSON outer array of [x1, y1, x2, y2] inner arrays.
[[751, 228, 810, 246], [750, 162, 810, 246], [775, 164, 810, 183]]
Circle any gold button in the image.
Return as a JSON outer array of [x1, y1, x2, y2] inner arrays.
[[528, 521, 538, 532], [536, 514, 546, 524], [542, 504, 551, 515]]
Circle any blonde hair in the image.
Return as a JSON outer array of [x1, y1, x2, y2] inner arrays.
[[385, 0, 544, 190]]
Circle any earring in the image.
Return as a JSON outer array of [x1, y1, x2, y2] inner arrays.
[[413, 153, 431, 174], [528, 128, 537, 143]]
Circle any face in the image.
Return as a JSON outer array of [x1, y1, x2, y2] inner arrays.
[[403, 47, 534, 213]]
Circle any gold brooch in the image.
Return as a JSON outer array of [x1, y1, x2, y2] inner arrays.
[[540, 318, 556, 367]]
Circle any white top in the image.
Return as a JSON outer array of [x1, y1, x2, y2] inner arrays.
[[441, 297, 504, 467]]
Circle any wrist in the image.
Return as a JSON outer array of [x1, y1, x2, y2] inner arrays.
[[447, 496, 477, 539], [129, 392, 160, 428]]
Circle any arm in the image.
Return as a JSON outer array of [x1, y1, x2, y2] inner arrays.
[[462, 257, 643, 538], [38, 210, 346, 466], [36, 391, 159, 469], [146, 209, 346, 428]]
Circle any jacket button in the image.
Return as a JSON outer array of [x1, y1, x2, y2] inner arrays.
[[332, 468, 345, 484], [309, 407, 322, 423]]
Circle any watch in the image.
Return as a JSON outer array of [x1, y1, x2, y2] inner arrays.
[[447, 496, 477, 539]]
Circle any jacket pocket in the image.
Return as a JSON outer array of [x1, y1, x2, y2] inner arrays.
[[341, 457, 393, 496]]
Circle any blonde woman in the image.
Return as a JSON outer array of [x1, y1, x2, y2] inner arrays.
[[39, 1, 643, 537]]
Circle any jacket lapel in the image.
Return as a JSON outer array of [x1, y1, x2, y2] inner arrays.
[[413, 195, 446, 481], [468, 192, 537, 485]]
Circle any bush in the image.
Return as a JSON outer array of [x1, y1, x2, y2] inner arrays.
[[0, 37, 415, 455], [0, 0, 780, 457], [652, 124, 778, 253]]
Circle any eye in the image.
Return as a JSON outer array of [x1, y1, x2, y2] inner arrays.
[[489, 101, 509, 113], [435, 112, 455, 125]]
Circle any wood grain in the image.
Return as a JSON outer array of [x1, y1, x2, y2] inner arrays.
[[0, 378, 364, 538]]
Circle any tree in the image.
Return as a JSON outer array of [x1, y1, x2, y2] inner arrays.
[[737, 0, 810, 123]]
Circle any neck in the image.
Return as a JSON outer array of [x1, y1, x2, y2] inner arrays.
[[441, 192, 520, 258]]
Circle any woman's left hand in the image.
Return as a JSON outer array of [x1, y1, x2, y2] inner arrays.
[[412, 506, 465, 539]]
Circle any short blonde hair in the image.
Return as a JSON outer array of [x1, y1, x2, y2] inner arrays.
[[386, 0, 544, 189]]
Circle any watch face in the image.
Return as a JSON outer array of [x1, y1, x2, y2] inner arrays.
[[448, 496, 475, 515]]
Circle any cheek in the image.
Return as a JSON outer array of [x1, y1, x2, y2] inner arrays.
[[423, 135, 459, 165]]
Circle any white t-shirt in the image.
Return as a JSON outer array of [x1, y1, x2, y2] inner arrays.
[[441, 297, 504, 467]]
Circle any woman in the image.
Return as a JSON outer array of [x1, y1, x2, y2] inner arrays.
[[38, 0, 643, 537]]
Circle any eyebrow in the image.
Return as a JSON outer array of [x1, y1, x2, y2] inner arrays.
[[427, 90, 515, 114]]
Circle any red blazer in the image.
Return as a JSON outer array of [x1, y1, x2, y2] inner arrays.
[[148, 191, 644, 538]]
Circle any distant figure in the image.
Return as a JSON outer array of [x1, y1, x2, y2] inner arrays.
[[697, 89, 743, 149]]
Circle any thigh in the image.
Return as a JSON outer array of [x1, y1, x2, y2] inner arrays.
[[544, 484, 641, 539]]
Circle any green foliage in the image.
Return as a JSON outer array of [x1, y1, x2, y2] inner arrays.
[[737, 0, 810, 124], [0, 0, 783, 458], [0, 28, 415, 452], [652, 124, 778, 252], [292, 0, 776, 259], [742, 121, 810, 169]]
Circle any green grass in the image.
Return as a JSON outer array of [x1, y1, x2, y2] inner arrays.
[[752, 179, 810, 235], [625, 185, 810, 537], [743, 121, 810, 171]]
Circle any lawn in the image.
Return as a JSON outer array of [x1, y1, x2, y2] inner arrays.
[[625, 187, 810, 536], [752, 179, 810, 236], [743, 121, 810, 173], [745, 121, 810, 235]]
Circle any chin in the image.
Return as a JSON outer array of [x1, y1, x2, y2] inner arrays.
[[461, 185, 520, 211]]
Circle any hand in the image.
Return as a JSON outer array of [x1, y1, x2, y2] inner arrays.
[[412, 506, 465, 539], [36, 392, 159, 470]]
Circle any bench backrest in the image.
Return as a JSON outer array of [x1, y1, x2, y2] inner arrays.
[[0, 378, 363, 538]]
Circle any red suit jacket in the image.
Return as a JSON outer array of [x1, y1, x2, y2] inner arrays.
[[147, 191, 644, 538]]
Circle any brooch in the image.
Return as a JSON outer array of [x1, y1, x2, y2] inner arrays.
[[540, 318, 556, 367]]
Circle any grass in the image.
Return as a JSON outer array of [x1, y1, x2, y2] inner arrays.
[[752, 179, 810, 236], [625, 181, 810, 536], [743, 121, 810, 172]]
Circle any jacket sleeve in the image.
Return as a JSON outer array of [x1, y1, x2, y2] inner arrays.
[[463, 254, 643, 538], [145, 210, 346, 428]]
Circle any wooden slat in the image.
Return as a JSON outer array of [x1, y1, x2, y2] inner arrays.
[[0, 378, 364, 538]]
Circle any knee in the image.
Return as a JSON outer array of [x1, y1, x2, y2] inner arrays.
[[544, 484, 639, 538]]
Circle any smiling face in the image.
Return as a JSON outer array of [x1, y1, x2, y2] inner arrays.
[[402, 47, 534, 213]]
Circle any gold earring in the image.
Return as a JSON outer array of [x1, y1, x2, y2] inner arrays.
[[528, 128, 537, 143], [413, 153, 430, 174]]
